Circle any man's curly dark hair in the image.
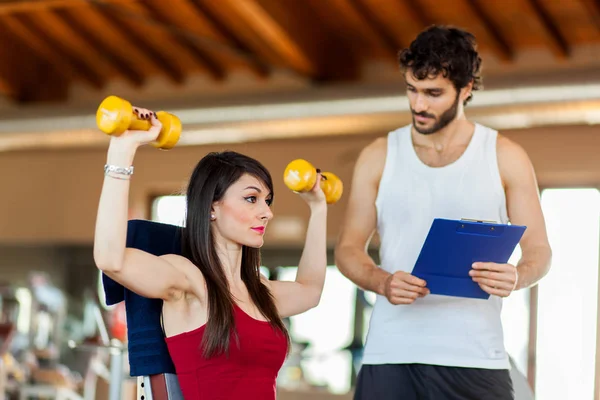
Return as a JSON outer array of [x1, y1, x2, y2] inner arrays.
[[398, 25, 482, 105]]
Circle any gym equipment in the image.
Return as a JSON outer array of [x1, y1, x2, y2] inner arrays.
[[18, 275, 84, 400], [283, 159, 343, 204], [96, 95, 181, 150], [67, 340, 125, 400]]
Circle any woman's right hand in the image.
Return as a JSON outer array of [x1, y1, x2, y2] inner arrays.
[[110, 107, 163, 149], [297, 173, 327, 210]]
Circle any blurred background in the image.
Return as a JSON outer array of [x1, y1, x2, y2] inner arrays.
[[0, 0, 599, 399]]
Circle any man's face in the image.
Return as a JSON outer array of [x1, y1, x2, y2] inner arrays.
[[405, 71, 465, 135]]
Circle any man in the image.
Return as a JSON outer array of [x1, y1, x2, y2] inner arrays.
[[335, 25, 551, 400]]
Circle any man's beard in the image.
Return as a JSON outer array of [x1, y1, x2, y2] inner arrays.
[[411, 92, 460, 135]]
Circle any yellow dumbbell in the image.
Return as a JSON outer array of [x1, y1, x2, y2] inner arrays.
[[283, 159, 343, 204], [95, 95, 181, 150]]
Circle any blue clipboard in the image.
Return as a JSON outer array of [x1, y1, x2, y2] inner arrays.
[[412, 218, 526, 299]]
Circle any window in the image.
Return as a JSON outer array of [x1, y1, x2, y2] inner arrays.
[[501, 245, 530, 376], [152, 195, 186, 227], [535, 188, 600, 399], [277, 266, 355, 394]]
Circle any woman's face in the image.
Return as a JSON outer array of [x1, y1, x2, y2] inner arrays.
[[211, 173, 273, 248]]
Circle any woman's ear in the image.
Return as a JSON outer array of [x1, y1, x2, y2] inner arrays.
[[210, 202, 218, 221]]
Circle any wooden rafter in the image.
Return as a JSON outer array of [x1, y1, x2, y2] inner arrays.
[[0, 0, 594, 104], [402, 0, 433, 29], [0, 0, 269, 78], [153, 0, 270, 78], [351, 0, 405, 50], [62, 6, 159, 74], [54, 9, 145, 86], [0, 0, 131, 14], [206, 0, 318, 77], [27, 11, 111, 81], [579, 0, 600, 34], [465, 0, 513, 61], [356, 0, 421, 50], [1, 15, 75, 80], [14, 14, 104, 89], [245, 0, 360, 81], [130, 1, 225, 80], [90, 3, 185, 84], [0, 22, 68, 101], [0, 27, 21, 98], [340, 0, 402, 58], [526, 0, 570, 58]]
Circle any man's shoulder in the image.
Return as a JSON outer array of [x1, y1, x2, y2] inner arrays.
[[494, 133, 534, 184], [495, 133, 529, 160], [362, 124, 411, 156], [357, 137, 388, 173], [366, 136, 387, 153], [352, 136, 390, 186]]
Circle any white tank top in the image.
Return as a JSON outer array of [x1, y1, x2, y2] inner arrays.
[[362, 123, 510, 369]]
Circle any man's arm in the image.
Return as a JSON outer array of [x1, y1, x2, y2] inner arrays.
[[335, 137, 428, 303], [470, 136, 552, 296], [498, 136, 552, 289]]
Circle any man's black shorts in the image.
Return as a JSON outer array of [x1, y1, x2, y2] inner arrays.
[[354, 364, 514, 400]]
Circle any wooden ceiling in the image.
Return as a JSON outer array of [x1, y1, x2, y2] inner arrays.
[[1, 0, 600, 103]]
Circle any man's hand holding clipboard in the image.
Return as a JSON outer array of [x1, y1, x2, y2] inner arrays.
[[381, 271, 430, 305], [411, 218, 526, 300], [469, 261, 519, 298]]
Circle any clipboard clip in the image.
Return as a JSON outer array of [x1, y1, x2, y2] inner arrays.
[[460, 218, 498, 224]]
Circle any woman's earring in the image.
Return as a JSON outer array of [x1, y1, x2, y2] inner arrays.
[[210, 214, 216, 221]]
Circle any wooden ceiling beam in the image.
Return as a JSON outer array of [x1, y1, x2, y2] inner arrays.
[[0, 0, 134, 15], [61, 6, 159, 76], [356, 0, 421, 50], [0, 0, 270, 78], [350, 0, 407, 50], [579, 0, 600, 34], [54, 9, 145, 87], [210, 0, 318, 77], [344, 0, 403, 58], [402, 0, 433, 30], [465, 0, 514, 62], [157, 0, 270, 78], [0, 24, 69, 102], [136, 1, 225, 81], [2, 15, 76, 80], [90, 3, 185, 84], [15, 14, 105, 89], [526, 0, 570, 58], [26, 11, 112, 82], [0, 40, 22, 100], [251, 0, 361, 81]]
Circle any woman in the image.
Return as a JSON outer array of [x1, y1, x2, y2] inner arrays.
[[93, 108, 328, 399]]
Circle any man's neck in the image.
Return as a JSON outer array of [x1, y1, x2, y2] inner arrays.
[[412, 117, 474, 152]]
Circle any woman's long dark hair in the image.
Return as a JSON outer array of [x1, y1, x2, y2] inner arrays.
[[181, 151, 289, 358]]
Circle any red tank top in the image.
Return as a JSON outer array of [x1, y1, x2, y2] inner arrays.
[[165, 304, 288, 400]]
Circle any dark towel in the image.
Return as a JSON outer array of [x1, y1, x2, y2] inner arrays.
[[102, 219, 182, 376]]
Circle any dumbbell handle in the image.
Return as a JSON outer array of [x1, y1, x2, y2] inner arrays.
[[128, 115, 154, 132], [96, 100, 154, 134]]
